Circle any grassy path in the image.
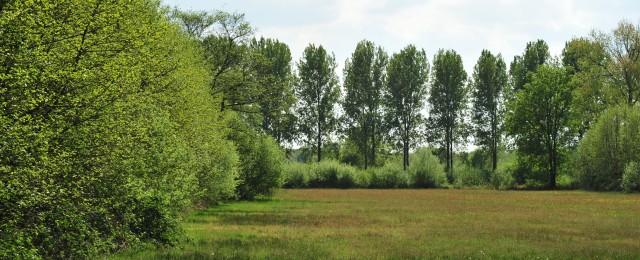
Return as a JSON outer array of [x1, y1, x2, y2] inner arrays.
[[117, 189, 640, 259]]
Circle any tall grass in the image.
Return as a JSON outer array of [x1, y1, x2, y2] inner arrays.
[[117, 189, 640, 259]]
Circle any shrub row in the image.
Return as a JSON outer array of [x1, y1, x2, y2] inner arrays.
[[284, 148, 522, 191], [283, 149, 449, 189]]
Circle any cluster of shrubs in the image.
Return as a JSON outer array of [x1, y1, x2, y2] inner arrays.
[[284, 147, 521, 191], [571, 105, 640, 192], [285, 148, 517, 190]]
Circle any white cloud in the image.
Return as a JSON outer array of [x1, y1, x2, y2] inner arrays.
[[164, 0, 640, 75]]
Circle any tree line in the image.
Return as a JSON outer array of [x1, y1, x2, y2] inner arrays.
[[1, 0, 639, 258], [286, 22, 640, 191]]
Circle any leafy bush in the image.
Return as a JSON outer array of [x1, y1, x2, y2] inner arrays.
[[283, 162, 310, 188], [453, 166, 486, 188], [0, 1, 242, 257], [309, 160, 340, 188], [622, 161, 640, 193], [235, 133, 286, 200], [490, 167, 516, 190], [369, 162, 409, 189], [175, 87, 239, 206], [408, 148, 447, 188], [282, 160, 367, 189], [572, 105, 640, 190]]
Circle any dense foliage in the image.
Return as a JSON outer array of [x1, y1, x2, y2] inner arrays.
[[470, 50, 507, 171], [0, 1, 283, 258], [506, 63, 575, 189], [572, 105, 640, 190]]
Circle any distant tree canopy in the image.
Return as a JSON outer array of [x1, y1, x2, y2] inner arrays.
[[509, 39, 550, 93]]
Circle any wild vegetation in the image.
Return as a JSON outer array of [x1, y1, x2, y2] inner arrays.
[[1, 0, 640, 258], [117, 189, 640, 259]]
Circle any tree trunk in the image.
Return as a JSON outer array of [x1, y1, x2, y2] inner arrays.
[[317, 122, 322, 163], [364, 121, 369, 170], [403, 140, 408, 171], [492, 147, 497, 171], [364, 141, 368, 170], [449, 138, 453, 183], [549, 145, 557, 189], [371, 124, 376, 167], [492, 118, 498, 171], [446, 126, 453, 183]]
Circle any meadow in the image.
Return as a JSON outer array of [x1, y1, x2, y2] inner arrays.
[[117, 189, 640, 259]]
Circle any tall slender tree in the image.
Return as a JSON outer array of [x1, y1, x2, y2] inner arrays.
[[295, 44, 340, 162], [471, 50, 507, 171], [429, 49, 468, 181], [343, 40, 388, 169], [250, 37, 296, 146], [384, 45, 429, 170]]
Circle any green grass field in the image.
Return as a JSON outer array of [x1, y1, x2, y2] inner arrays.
[[117, 189, 640, 259]]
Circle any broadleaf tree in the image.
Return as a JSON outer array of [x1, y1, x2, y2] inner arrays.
[[384, 45, 429, 170], [428, 49, 468, 182], [170, 8, 216, 40], [295, 44, 340, 162], [594, 19, 640, 105], [509, 39, 550, 94], [506, 62, 575, 189], [342, 40, 388, 169], [200, 11, 257, 112], [562, 37, 610, 138], [471, 50, 507, 171]]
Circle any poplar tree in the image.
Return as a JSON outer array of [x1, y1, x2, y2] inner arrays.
[[343, 40, 388, 169], [471, 50, 507, 171], [384, 45, 429, 170], [295, 44, 340, 162], [429, 49, 468, 181]]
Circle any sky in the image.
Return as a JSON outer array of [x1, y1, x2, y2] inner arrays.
[[162, 0, 640, 76]]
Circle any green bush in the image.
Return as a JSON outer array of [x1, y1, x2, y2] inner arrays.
[[622, 161, 640, 193], [572, 105, 640, 191], [310, 160, 340, 188], [304, 160, 364, 189], [408, 148, 447, 188], [0, 1, 219, 257], [453, 166, 486, 188], [369, 162, 409, 189], [490, 167, 516, 190], [283, 162, 310, 188], [235, 133, 286, 200]]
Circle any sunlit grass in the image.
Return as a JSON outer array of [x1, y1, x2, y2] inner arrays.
[[115, 189, 640, 259]]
